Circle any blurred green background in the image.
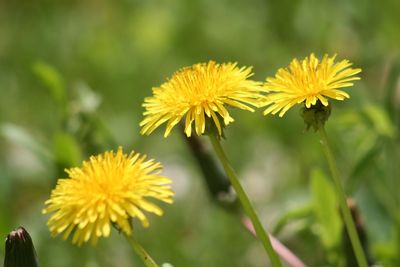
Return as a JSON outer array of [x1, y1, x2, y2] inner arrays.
[[1, 0, 399, 266]]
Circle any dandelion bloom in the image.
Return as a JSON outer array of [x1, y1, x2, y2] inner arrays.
[[42, 147, 173, 246], [261, 53, 361, 117], [140, 61, 263, 137]]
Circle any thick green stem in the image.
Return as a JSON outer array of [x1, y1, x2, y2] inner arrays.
[[125, 234, 159, 267], [208, 134, 282, 267], [317, 125, 369, 267]]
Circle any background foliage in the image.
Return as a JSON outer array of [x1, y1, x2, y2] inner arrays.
[[1, 0, 399, 266]]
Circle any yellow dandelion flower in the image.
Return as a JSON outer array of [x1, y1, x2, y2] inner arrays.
[[261, 53, 361, 117], [140, 61, 263, 137], [42, 147, 174, 246]]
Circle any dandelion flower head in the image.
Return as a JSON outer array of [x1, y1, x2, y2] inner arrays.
[[140, 61, 263, 137], [42, 147, 174, 246], [261, 53, 361, 117]]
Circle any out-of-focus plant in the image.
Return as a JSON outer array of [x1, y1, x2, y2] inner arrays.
[[1, 62, 118, 178]]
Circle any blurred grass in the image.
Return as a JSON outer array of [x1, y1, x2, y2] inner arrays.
[[1, 0, 400, 266]]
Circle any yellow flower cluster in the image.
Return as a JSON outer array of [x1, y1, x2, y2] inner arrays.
[[43, 53, 361, 247], [43, 147, 173, 246], [261, 53, 361, 117], [140, 61, 262, 137], [140, 54, 361, 137]]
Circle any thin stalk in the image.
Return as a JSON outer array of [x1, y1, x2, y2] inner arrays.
[[124, 234, 159, 267], [208, 133, 282, 267], [317, 125, 369, 267]]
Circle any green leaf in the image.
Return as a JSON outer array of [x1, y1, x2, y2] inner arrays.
[[53, 132, 82, 169], [32, 61, 66, 106], [273, 203, 312, 235], [363, 104, 395, 138], [373, 240, 400, 267], [348, 140, 382, 192], [310, 168, 342, 249]]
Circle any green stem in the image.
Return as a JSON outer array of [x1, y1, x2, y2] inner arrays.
[[124, 234, 160, 267], [208, 133, 282, 267], [317, 125, 369, 267]]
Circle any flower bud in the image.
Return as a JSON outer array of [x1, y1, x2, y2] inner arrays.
[[4, 227, 40, 267]]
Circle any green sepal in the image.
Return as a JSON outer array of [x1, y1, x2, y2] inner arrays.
[[301, 100, 332, 131]]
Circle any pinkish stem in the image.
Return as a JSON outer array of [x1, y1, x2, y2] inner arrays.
[[242, 217, 307, 267]]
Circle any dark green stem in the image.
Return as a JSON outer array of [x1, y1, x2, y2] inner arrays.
[[317, 125, 369, 267], [208, 133, 283, 267]]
